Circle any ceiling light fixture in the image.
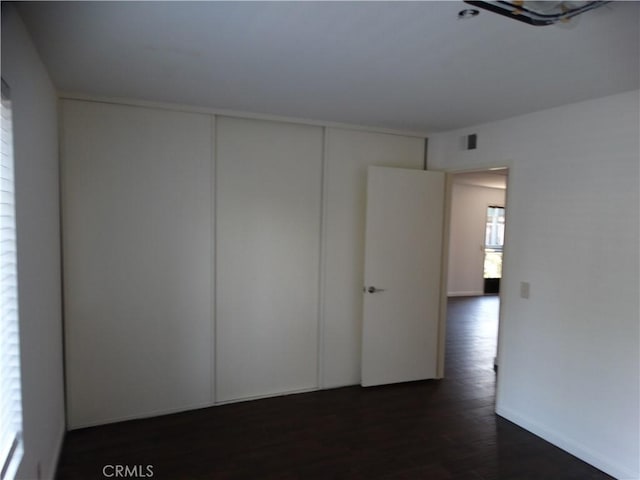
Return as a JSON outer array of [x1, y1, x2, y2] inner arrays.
[[458, 9, 481, 19], [464, 1, 610, 26]]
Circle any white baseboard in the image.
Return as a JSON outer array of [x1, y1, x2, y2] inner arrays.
[[496, 405, 639, 480], [447, 291, 484, 297], [215, 386, 318, 406], [67, 399, 216, 430], [47, 420, 66, 480]]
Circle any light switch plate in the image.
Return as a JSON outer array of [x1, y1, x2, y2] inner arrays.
[[520, 281, 530, 299]]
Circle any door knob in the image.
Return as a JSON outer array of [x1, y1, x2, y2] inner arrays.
[[365, 286, 386, 294]]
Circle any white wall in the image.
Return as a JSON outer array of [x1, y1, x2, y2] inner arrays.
[[430, 90, 640, 480], [448, 183, 505, 296], [0, 5, 65, 480]]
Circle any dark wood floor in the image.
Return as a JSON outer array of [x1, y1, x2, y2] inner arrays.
[[56, 296, 612, 479]]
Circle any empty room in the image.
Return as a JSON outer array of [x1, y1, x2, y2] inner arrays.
[[1, 1, 638, 479]]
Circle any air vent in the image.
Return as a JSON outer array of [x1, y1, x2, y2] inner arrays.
[[467, 134, 477, 150]]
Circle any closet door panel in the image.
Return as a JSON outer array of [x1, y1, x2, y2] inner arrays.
[[322, 128, 424, 388], [61, 100, 214, 428], [216, 117, 322, 402]]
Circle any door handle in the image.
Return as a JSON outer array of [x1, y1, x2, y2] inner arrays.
[[364, 286, 386, 294]]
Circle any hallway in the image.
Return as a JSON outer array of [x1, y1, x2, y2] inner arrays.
[[446, 295, 500, 382]]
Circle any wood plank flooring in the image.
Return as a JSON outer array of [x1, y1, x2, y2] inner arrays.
[[56, 296, 612, 479]]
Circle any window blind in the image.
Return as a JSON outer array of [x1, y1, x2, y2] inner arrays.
[[0, 78, 23, 480]]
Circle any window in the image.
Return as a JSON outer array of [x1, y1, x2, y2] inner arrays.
[[0, 78, 23, 480], [485, 206, 505, 249], [483, 206, 505, 280]]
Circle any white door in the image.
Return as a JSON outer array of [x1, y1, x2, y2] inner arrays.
[[361, 166, 445, 387], [216, 117, 323, 402]]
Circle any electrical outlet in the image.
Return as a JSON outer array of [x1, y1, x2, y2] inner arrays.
[[520, 281, 530, 299]]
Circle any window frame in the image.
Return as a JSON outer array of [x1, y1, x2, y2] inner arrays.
[[0, 77, 24, 480]]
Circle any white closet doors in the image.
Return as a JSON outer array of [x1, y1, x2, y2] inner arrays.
[[60, 99, 428, 424], [215, 117, 323, 402], [61, 100, 214, 428]]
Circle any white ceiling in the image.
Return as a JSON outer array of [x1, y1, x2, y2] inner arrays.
[[16, 1, 640, 132], [453, 170, 507, 189]]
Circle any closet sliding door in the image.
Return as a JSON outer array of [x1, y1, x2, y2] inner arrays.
[[322, 128, 425, 388], [61, 100, 214, 428], [216, 117, 323, 402]]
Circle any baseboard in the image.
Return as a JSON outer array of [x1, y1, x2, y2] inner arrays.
[[496, 405, 638, 480], [68, 399, 216, 430], [70, 388, 321, 429], [215, 386, 318, 406], [447, 291, 484, 297], [47, 420, 66, 480]]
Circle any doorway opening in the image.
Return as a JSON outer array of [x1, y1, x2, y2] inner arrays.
[[444, 168, 508, 378]]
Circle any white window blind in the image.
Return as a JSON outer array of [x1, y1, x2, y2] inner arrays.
[[0, 79, 23, 480]]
